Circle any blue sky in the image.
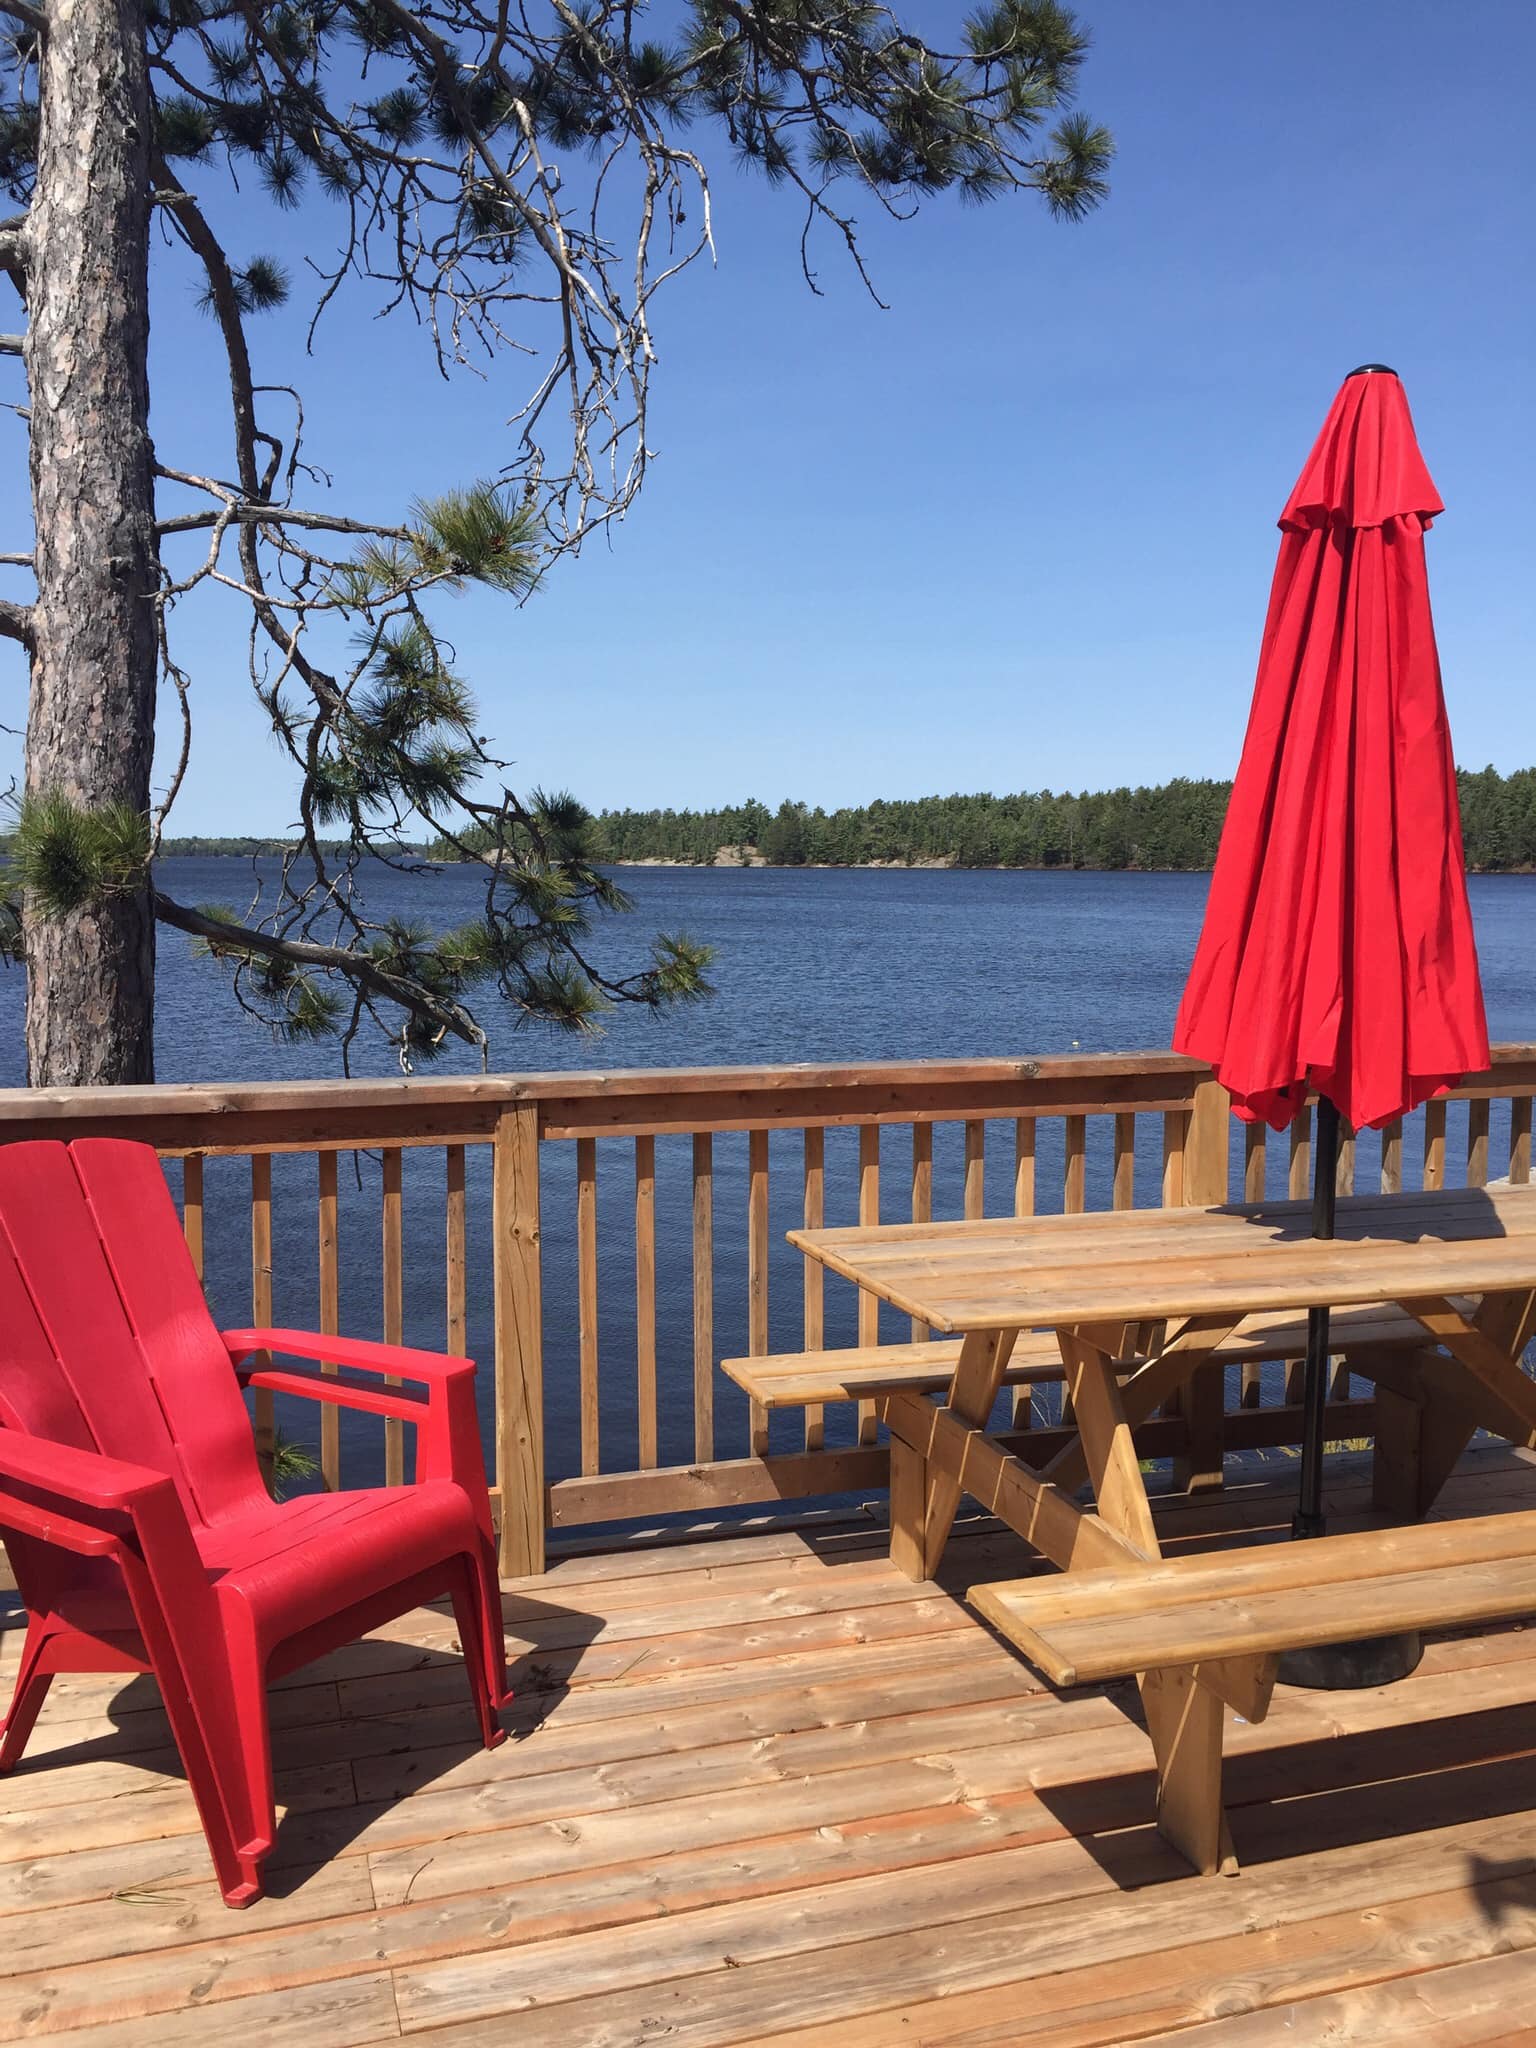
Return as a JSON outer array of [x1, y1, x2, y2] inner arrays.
[[3, 0, 1532, 833]]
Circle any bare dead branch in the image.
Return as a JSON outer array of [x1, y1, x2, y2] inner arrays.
[[0, 594, 33, 649]]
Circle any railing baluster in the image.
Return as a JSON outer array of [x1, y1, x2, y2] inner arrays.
[[382, 1147, 404, 1486], [318, 1150, 340, 1490], [910, 1123, 932, 1343], [748, 1127, 770, 1455], [1239, 1124, 1265, 1407], [963, 1119, 985, 1219], [692, 1132, 715, 1463], [1064, 1115, 1086, 1213], [1467, 1097, 1490, 1188], [1009, 1120, 1042, 1426], [1014, 1118, 1036, 1217], [1112, 1114, 1135, 1210], [1423, 1098, 1447, 1190], [182, 1153, 205, 1280], [858, 1124, 881, 1443], [1288, 1105, 1311, 1199], [577, 1136, 600, 1475], [445, 1145, 466, 1357], [1243, 1122, 1266, 1203], [802, 1127, 825, 1452], [1511, 1098, 1533, 1186], [1336, 1119, 1356, 1196], [1380, 1119, 1403, 1195], [635, 1135, 658, 1470], [1283, 1109, 1310, 1396], [250, 1154, 274, 1486], [1161, 1111, 1187, 1208]]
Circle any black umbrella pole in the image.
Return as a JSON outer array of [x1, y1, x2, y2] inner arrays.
[[1293, 1096, 1340, 1541], [1279, 1093, 1424, 1686]]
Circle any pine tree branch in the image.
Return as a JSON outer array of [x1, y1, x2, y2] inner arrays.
[[155, 501, 413, 541], [0, 1, 45, 35], [151, 891, 489, 1054], [0, 334, 22, 355], [0, 596, 33, 650], [0, 225, 26, 304]]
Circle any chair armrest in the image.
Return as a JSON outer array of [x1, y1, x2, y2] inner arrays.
[[224, 1330, 490, 1513], [222, 1327, 475, 1386], [240, 1364, 432, 1425], [0, 1431, 184, 1561], [0, 1429, 173, 1512]]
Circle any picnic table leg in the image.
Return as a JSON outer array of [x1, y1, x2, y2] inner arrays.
[[1167, 1362, 1225, 1496], [1044, 1314, 1245, 1498], [1366, 1309, 1536, 1518], [1370, 1370, 1429, 1520], [1398, 1290, 1536, 1437], [888, 1434, 928, 1581], [894, 1326, 1016, 1582], [1059, 1327, 1236, 1877], [1057, 1328, 1159, 1554], [1367, 1347, 1469, 1520], [1141, 1665, 1233, 1877]]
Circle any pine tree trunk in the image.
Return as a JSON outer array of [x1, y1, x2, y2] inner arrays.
[[22, 0, 157, 1086]]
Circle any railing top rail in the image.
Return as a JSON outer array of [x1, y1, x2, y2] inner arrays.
[[0, 1046, 1526, 1154], [0, 1048, 1214, 1122]]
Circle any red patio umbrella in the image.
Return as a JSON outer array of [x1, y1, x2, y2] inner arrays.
[[1174, 364, 1489, 1551]]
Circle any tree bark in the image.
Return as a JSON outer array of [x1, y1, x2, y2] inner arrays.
[[23, 0, 157, 1085]]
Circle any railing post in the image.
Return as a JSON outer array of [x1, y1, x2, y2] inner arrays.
[[1170, 1076, 1231, 1495], [494, 1102, 545, 1579]]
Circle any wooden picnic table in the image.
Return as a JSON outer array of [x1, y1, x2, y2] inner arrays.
[[790, 1184, 1536, 1874]]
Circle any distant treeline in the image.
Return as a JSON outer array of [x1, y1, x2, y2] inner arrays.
[[590, 767, 1536, 872], [152, 836, 357, 857]]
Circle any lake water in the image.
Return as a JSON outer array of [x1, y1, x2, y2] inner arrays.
[[3, 864, 1532, 1492], [4, 859, 1530, 1082]]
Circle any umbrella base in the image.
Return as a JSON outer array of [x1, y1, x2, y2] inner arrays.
[[1277, 1631, 1424, 1690]]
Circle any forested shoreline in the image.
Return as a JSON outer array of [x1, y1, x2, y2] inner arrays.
[[588, 768, 1536, 872], [141, 765, 1536, 872]]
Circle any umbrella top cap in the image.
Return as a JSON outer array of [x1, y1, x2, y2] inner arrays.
[[1281, 369, 1441, 533]]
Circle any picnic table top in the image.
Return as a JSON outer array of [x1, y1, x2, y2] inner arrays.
[[788, 1183, 1536, 1333]]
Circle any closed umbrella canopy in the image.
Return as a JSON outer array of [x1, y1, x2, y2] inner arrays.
[[1174, 367, 1489, 1132], [1176, 367, 1490, 1577]]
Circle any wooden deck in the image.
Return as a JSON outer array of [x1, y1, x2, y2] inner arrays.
[[6, 1449, 1536, 2045]]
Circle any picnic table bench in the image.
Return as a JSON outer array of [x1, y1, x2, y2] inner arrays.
[[779, 1184, 1536, 1878], [724, 1301, 1441, 1457], [970, 1508, 1536, 1696]]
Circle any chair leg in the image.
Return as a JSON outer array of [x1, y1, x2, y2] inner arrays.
[[0, 1615, 54, 1772], [471, 1530, 512, 1712], [450, 1552, 510, 1750], [122, 1582, 263, 1909], [219, 1612, 279, 1886]]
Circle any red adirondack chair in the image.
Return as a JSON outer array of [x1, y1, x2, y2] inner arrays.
[[0, 1137, 510, 1907]]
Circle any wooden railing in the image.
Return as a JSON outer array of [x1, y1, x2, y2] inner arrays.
[[0, 1045, 1531, 1578]]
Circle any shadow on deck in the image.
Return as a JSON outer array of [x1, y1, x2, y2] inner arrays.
[[4, 1445, 1536, 2045]]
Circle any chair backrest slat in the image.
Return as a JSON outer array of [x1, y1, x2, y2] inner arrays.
[[71, 1139, 263, 1522], [0, 1227, 95, 1451]]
